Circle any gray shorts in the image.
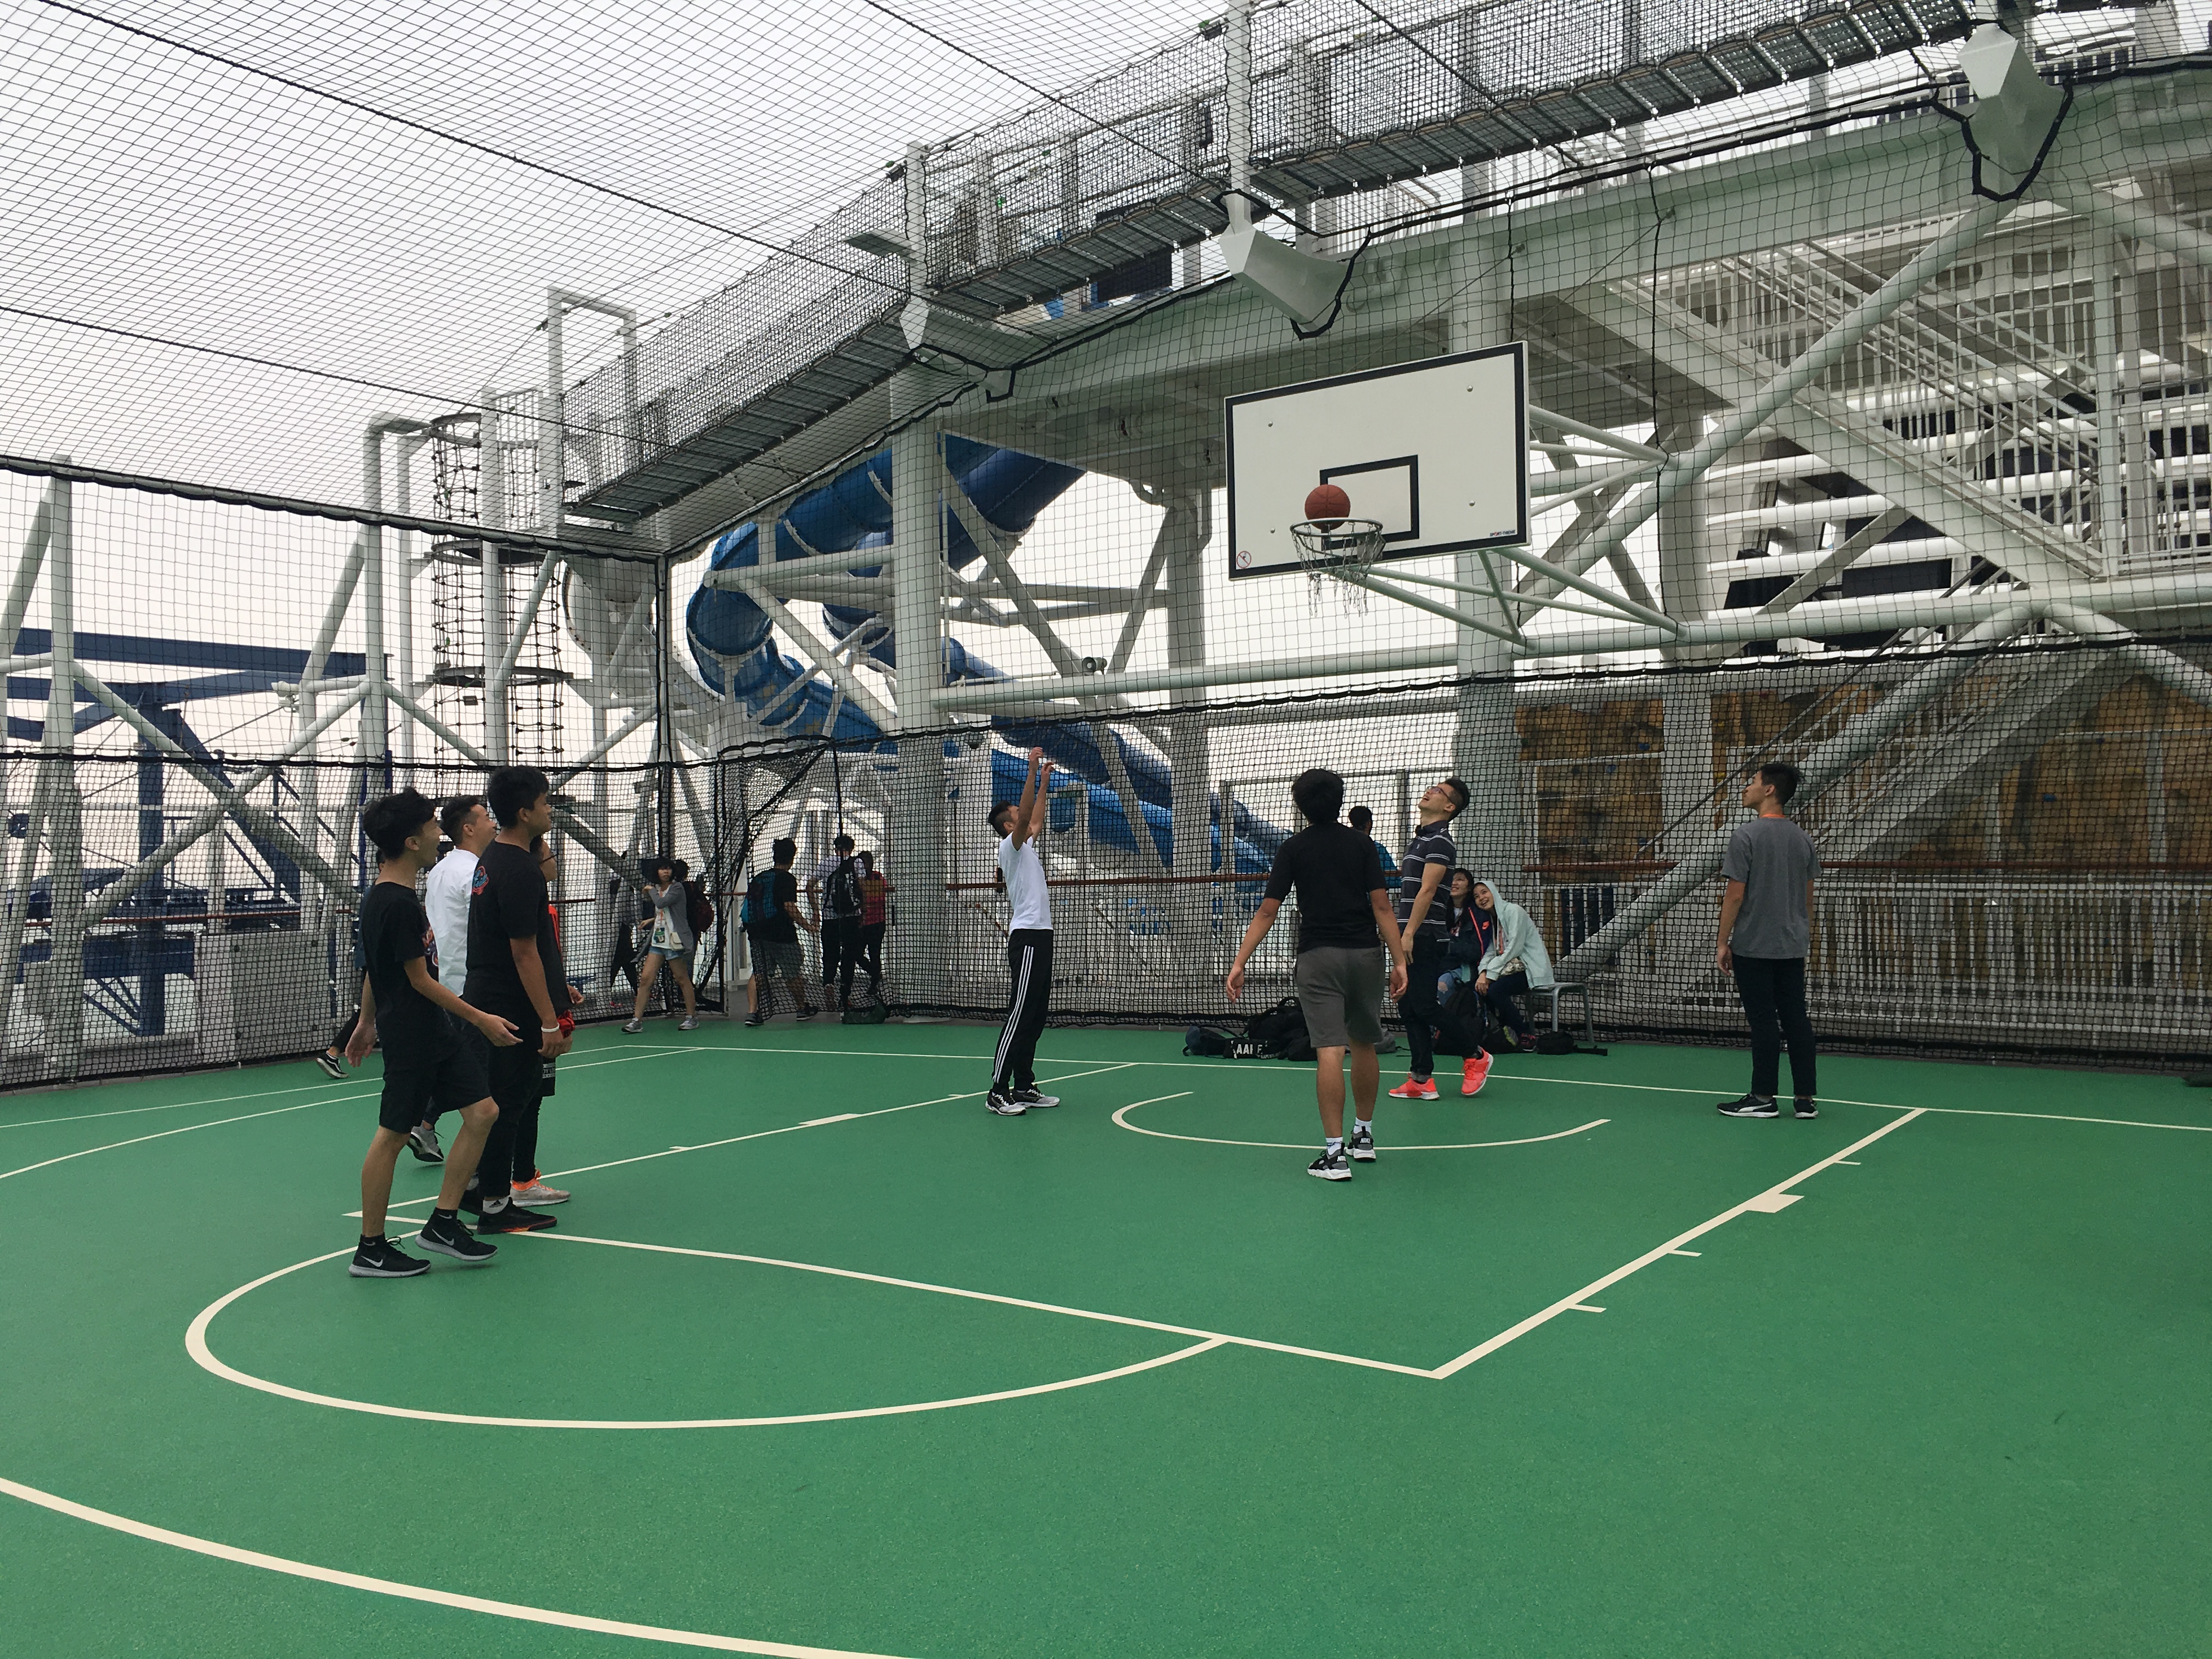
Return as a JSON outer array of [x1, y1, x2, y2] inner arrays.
[[1293, 945, 1385, 1049], [750, 936, 803, 979]]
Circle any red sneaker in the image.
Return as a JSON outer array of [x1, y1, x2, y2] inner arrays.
[[1462, 1053, 1492, 1096], [1387, 1076, 1439, 1100]]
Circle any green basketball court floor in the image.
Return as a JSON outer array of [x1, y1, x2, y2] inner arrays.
[[3, 1022, 2207, 1657]]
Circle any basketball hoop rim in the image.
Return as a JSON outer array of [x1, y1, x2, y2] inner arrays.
[[1289, 517, 1385, 562]]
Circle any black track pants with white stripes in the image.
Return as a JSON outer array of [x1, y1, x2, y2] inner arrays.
[[993, 929, 1054, 1093]]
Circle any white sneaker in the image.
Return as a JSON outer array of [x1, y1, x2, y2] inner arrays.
[[678, 1014, 701, 1031], [511, 1181, 570, 1207], [621, 1018, 644, 1034]]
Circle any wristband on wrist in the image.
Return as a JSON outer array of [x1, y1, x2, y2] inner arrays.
[[541, 1025, 561, 1034]]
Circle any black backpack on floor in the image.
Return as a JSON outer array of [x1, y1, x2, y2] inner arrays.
[[1246, 997, 1316, 1063]]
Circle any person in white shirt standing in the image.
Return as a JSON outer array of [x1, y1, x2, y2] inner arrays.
[[425, 795, 495, 996], [986, 747, 1058, 1117]]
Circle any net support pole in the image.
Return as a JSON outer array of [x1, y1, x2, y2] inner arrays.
[[1163, 490, 1213, 937], [889, 400, 949, 1004], [1447, 244, 1522, 879], [1556, 606, 2031, 987], [362, 415, 426, 772], [479, 385, 512, 765], [41, 471, 85, 1080], [1224, 0, 1252, 237]]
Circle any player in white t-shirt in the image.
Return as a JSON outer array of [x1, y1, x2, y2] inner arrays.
[[986, 747, 1057, 1116]]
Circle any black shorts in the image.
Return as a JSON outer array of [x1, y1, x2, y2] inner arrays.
[[379, 1042, 489, 1134], [466, 1021, 546, 1111]]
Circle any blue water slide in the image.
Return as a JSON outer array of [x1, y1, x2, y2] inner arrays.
[[685, 439, 1283, 865], [986, 748, 1268, 875]]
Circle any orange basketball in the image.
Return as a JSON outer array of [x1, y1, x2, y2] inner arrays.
[[1304, 483, 1351, 527]]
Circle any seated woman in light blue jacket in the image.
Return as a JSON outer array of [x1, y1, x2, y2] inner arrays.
[[1443, 875, 1554, 1053]]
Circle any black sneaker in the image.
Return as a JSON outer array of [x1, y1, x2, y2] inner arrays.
[[1348, 1122, 1376, 1162], [407, 1121, 444, 1164], [1009, 1085, 1059, 1109], [314, 1052, 345, 1081], [474, 1201, 556, 1234], [985, 1090, 1028, 1116], [1717, 1095, 1780, 1118], [1308, 1146, 1352, 1181], [744, 1012, 768, 1028], [1793, 1098, 1820, 1119], [795, 1006, 817, 1021], [417, 1214, 498, 1265], [348, 1236, 428, 1278]]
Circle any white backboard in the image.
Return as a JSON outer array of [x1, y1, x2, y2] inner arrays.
[[1225, 343, 1528, 580]]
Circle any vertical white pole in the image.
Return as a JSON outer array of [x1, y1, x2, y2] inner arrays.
[[541, 290, 568, 539], [889, 408, 945, 1004], [1225, 0, 1254, 235], [45, 472, 85, 1077], [394, 436, 420, 764], [2092, 235, 2128, 574], [1164, 492, 1212, 958], [479, 387, 511, 764], [1448, 252, 1521, 878], [361, 428, 388, 763]]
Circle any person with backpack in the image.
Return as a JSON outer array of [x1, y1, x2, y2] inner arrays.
[[622, 854, 699, 1032], [742, 837, 816, 1026], [806, 832, 866, 1011], [854, 850, 890, 1004], [1225, 766, 1411, 1181]]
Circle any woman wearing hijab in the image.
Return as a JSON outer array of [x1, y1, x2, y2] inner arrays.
[[1453, 874, 1554, 1060]]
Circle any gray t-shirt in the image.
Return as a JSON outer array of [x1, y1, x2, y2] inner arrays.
[[1722, 815, 1820, 959]]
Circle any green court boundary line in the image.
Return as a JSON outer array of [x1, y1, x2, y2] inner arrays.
[[0, 1475, 918, 1657]]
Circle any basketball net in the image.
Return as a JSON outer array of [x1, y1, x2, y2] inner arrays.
[[1289, 518, 1384, 613]]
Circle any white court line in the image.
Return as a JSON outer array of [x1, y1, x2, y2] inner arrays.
[[1429, 1108, 1928, 1378], [3, 1050, 715, 1187], [0, 1042, 696, 1134], [185, 1244, 1226, 1427], [0, 1098, 360, 1183], [715, 1045, 2212, 1133], [0, 1474, 917, 1657], [1111, 1094, 1610, 1152], [374, 1062, 1141, 1215]]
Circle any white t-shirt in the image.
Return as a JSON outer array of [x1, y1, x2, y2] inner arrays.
[[996, 834, 1051, 932], [422, 847, 478, 996]]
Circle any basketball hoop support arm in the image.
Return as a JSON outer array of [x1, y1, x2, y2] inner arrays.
[[1215, 0, 1346, 328]]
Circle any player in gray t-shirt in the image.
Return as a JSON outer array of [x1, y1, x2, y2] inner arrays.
[[1716, 760, 1821, 1120]]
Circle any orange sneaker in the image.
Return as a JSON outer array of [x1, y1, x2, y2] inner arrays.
[[1462, 1053, 1492, 1096], [1387, 1076, 1439, 1100]]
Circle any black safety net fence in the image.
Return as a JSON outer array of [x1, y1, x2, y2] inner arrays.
[[708, 633, 2212, 1073], [3, 4, 2210, 1093]]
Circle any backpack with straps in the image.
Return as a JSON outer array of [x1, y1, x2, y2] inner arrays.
[[828, 856, 865, 918], [738, 869, 776, 932], [1244, 996, 1316, 1063], [684, 879, 713, 939]]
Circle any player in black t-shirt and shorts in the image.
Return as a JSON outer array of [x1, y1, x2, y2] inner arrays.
[[460, 766, 575, 1233], [341, 788, 521, 1278], [1226, 768, 1412, 1180]]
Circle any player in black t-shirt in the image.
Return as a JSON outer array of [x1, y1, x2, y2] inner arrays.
[[460, 766, 573, 1232], [341, 788, 520, 1278], [1226, 768, 1411, 1180]]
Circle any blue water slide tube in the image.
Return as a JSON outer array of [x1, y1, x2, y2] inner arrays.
[[685, 439, 1284, 863], [986, 748, 1268, 875]]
